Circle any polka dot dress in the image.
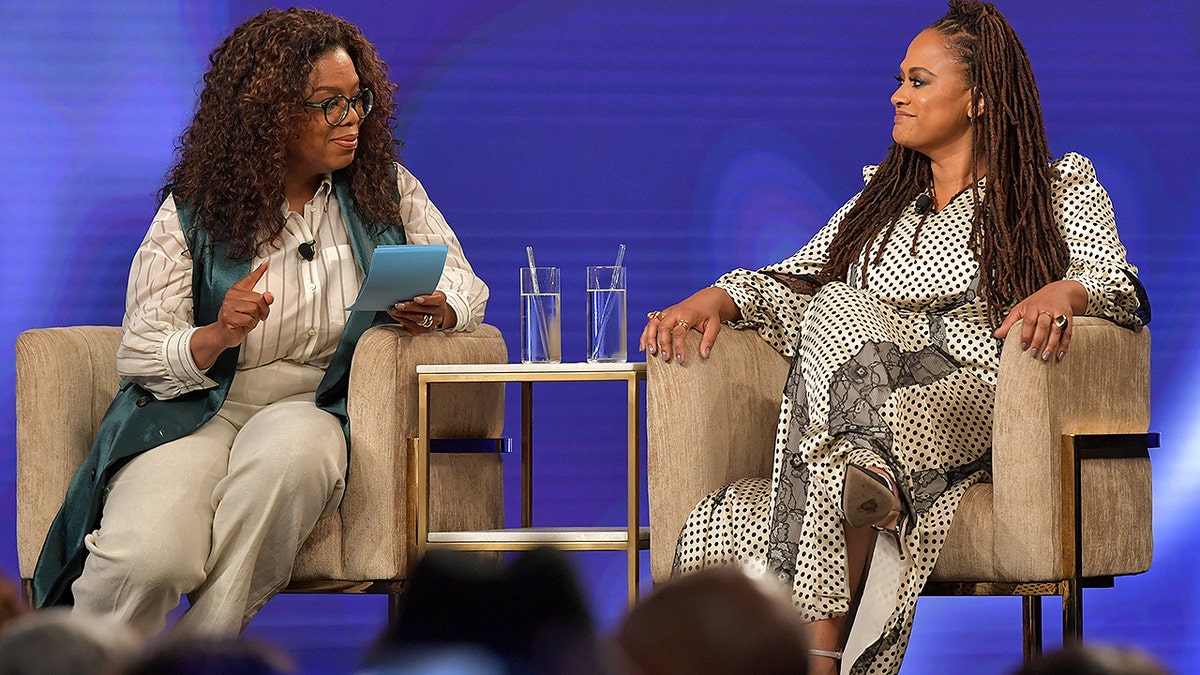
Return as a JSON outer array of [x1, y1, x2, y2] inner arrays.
[[673, 153, 1145, 674]]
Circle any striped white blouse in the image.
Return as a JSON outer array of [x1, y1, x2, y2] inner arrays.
[[117, 164, 488, 399]]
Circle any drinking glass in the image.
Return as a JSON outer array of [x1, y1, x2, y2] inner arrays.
[[520, 267, 561, 364], [586, 265, 626, 363]]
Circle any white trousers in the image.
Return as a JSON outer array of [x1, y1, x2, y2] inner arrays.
[[71, 360, 347, 638]]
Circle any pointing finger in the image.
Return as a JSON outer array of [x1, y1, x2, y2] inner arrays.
[[233, 261, 270, 290]]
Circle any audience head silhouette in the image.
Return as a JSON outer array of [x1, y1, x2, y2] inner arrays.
[[615, 566, 809, 675], [0, 608, 142, 675], [364, 547, 609, 674], [120, 634, 294, 675], [1011, 643, 1170, 675]]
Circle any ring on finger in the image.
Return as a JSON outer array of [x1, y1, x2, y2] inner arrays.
[[418, 314, 434, 328], [1054, 314, 1068, 331], [676, 319, 690, 330], [647, 310, 664, 321]]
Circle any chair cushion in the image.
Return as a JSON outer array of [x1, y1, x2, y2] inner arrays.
[[929, 483, 996, 581]]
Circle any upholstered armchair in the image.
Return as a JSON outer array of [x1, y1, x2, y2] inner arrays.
[[646, 317, 1153, 660], [15, 323, 508, 617]]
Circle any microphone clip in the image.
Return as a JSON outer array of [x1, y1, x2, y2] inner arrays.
[[298, 240, 316, 261], [914, 193, 934, 216]]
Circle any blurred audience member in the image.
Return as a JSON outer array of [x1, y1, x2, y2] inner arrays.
[[614, 566, 808, 675], [1012, 643, 1170, 675], [362, 547, 610, 674], [120, 634, 294, 675], [0, 571, 28, 633], [0, 608, 142, 675]]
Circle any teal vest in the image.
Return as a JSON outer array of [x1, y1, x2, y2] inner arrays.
[[32, 172, 404, 607]]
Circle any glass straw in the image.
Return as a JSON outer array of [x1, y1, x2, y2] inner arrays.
[[525, 246, 551, 361], [592, 243, 626, 360]]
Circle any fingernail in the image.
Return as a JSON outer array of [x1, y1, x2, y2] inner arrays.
[[662, 351, 670, 362], [1057, 352, 1065, 361], [647, 344, 656, 354], [702, 346, 711, 358], [1020, 342, 1028, 351], [675, 354, 683, 365], [1042, 350, 1050, 361]]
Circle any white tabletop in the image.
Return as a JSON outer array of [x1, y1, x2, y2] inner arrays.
[[416, 361, 646, 375]]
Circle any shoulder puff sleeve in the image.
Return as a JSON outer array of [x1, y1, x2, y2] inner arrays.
[[116, 194, 219, 399], [395, 163, 489, 331], [1052, 152, 1148, 328], [714, 188, 861, 358]]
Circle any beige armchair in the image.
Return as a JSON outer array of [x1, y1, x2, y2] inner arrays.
[[647, 317, 1153, 660], [15, 323, 508, 617]]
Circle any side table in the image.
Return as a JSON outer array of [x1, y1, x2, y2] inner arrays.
[[414, 362, 650, 608]]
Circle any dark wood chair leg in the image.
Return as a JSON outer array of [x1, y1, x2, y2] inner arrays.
[[387, 590, 403, 629], [1062, 578, 1083, 644], [1022, 595, 1043, 663]]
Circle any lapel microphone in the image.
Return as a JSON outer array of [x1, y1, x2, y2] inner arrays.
[[298, 240, 316, 261], [914, 193, 933, 215]]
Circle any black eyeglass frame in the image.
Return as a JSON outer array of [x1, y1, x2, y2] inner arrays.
[[302, 88, 374, 127]]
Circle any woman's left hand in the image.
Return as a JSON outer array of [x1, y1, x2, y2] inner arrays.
[[388, 290, 455, 335], [994, 280, 1088, 362]]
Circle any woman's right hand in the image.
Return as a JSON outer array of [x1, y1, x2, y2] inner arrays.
[[640, 286, 738, 365], [191, 261, 275, 369], [214, 261, 275, 347]]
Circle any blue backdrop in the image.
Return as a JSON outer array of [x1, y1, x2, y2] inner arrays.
[[2, 1, 1197, 673]]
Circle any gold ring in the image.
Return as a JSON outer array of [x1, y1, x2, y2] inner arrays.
[[676, 319, 690, 330], [1054, 314, 1068, 330], [419, 314, 434, 328], [1039, 310, 1052, 316], [647, 310, 664, 321]]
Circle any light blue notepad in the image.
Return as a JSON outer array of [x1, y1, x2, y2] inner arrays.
[[345, 244, 448, 311]]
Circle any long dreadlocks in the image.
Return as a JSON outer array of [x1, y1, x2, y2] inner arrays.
[[817, 0, 1070, 326]]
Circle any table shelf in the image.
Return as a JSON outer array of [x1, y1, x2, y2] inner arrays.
[[427, 526, 651, 549]]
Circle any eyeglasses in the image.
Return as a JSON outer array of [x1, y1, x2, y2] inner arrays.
[[302, 88, 374, 127]]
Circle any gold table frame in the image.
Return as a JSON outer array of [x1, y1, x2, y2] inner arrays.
[[414, 362, 649, 607]]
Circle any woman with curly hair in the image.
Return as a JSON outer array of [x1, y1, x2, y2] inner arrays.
[[32, 8, 488, 637], [641, 2, 1147, 673]]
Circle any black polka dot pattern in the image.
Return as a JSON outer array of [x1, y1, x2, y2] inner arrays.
[[673, 153, 1144, 674]]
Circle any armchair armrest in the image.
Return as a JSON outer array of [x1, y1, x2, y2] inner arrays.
[[646, 328, 789, 582], [15, 326, 123, 579], [335, 323, 508, 580], [991, 317, 1151, 580]]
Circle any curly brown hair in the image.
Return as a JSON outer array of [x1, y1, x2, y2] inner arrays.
[[818, 0, 1070, 326], [162, 8, 402, 260]]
